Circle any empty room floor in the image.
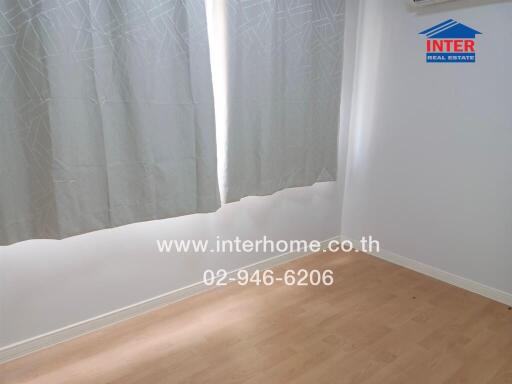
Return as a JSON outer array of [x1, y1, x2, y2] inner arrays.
[[1, 251, 512, 384]]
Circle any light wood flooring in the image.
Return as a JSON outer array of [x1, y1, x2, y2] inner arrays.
[[1, 250, 512, 384]]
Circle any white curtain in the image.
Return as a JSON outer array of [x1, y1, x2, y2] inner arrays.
[[0, 0, 220, 245], [220, 0, 345, 202], [0, 0, 345, 245]]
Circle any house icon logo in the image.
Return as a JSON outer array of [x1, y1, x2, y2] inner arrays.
[[419, 19, 482, 63]]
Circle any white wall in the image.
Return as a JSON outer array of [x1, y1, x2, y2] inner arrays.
[[0, 183, 341, 347], [343, 0, 512, 295]]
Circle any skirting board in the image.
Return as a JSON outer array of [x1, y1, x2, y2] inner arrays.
[[0, 236, 340, 364], [341, 235, 512, 308]]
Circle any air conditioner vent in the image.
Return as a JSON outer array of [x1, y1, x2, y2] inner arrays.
[[411, 0, 457, 6]]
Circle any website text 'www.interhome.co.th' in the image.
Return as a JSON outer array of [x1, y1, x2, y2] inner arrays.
[[156, 236, 380, 255]]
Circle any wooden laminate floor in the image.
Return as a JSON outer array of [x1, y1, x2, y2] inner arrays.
[[1, 250, 512, 384]]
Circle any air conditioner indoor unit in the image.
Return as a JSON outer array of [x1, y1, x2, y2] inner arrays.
[[410, 0, 458, 6]]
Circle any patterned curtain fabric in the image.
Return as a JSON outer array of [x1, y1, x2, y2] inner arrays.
[[221, 0, 345, 202], [0, 0, 220, 245], [0, 0, 345, 245]]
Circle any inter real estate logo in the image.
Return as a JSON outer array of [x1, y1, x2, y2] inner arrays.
[[419, 19, 482, 63]]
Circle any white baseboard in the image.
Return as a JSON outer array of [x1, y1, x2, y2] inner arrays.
[[341, 235, 512, 307], [0, 236, 340, 364]]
